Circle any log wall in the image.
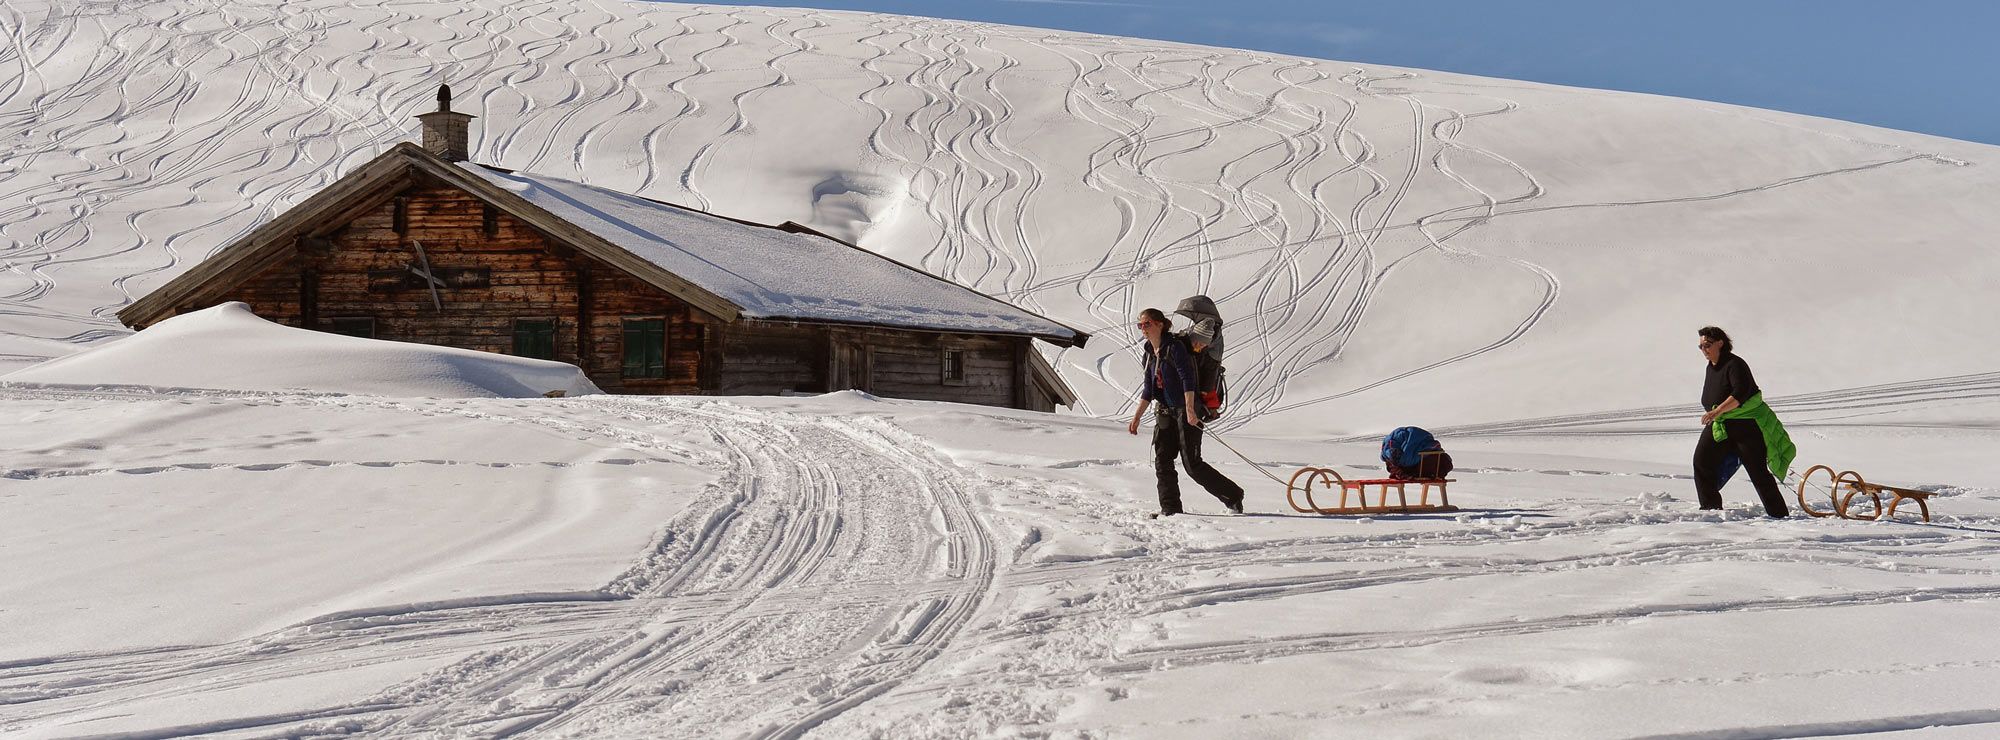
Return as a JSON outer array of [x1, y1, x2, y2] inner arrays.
[[824, 327, 1019, 408], [216, 182, 709, 394], [199, 180, 1062, 408]]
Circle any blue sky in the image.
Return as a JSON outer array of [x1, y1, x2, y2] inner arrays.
[[719, 0, 2000, 146]]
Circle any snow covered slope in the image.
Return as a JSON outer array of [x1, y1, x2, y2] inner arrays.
[[3, 389, 1998, 737], [4, 4, 2000, 737], [3, 302, 601, 397], [1, 1, 1994, 435]]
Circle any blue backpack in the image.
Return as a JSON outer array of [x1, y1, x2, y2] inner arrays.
[[1381, 426, 1440, 469]]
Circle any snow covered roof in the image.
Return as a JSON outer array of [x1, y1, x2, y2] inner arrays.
[[117, 144, 1087, 348], [457, 163, 1084, 345]]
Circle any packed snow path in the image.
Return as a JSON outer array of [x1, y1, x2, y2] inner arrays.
[[1, 1, 1995, 436], [4, 387, 1999, 737], [1, 390, 1001, 736]]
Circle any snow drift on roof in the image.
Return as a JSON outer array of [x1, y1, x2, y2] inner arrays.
[[4, 303, 601, 398], [459, 163, 1080, 342]]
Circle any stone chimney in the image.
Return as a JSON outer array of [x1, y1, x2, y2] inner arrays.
[[416, 84, 475, 162]]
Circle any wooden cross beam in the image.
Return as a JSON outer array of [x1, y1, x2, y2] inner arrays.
[[409, 240, 443, 311]]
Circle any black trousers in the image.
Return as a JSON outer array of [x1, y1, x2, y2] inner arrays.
[[1692, 418, 1789, 518], [1154, 406, 1244, 514]]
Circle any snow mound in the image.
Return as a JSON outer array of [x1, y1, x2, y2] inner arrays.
[[3, 303, 600, 398]]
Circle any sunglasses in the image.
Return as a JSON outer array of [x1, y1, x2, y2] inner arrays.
[[1698, 340, 1718, 349], [1136, 319, 1157, 328]]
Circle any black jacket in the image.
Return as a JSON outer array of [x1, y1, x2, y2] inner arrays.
[[1702, 352, 1760, 411]]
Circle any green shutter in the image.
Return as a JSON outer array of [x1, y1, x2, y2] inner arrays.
[[514, 319, 556, 360], [329, 318, 375, 338], [623, 319, 666, 378]]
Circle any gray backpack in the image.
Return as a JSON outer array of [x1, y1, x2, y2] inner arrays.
[[1172, 296, 1226, 418]]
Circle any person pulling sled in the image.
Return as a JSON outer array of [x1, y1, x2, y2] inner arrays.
[[1128, 307, 1243, 518], [1693, 326, 1795, 518]]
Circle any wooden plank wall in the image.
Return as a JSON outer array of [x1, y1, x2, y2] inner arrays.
[[715, 321, 825, 395], [215, 182, 707, 394], [192, 181, 1060, 409], [583, 268, 707, 394], [827, 327, 1017, 408]]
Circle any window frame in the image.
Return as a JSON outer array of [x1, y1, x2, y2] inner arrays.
[[940, 347, 968, 386]]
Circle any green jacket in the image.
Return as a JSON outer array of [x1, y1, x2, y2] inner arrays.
[[1711, 393, 1796, 480]]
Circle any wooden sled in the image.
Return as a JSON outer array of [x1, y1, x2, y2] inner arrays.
[[1795, 465, 1935, 522], [1286, 465, 1457, 516]]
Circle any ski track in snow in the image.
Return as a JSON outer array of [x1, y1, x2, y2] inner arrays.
[[1, 1, 1967, 425], [6, 386, 1998, 737], [3, 4, 1998, 734], [0, 390, 1000, 737]]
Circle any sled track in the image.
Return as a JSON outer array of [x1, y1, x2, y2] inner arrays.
[[0, 393, 1000, 737]]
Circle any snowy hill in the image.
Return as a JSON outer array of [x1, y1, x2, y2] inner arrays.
[[4, 2, 2000, 738], [1, 0, 1995, 436]]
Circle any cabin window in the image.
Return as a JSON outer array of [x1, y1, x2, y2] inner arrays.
[[482, 204, 500, 238], [513, 319, 557, 360], [327, 317, 376, 339], [941, 348, 968, 385], [622, 318, 667, 378]]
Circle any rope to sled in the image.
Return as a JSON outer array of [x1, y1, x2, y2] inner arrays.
[[1202, 427, 1292, 486]]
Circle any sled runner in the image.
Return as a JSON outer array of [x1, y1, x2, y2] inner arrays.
[[1794, 464, 1936, 522], [1285, 455, 1457, 516]]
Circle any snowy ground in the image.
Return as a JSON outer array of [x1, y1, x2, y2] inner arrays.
[[4, 0, 2000, 736], [4, 385, 1998, 738]]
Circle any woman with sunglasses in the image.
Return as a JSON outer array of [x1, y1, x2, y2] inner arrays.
[[1128, 308, 1244, 518], [1693, 326, 1795, 517]]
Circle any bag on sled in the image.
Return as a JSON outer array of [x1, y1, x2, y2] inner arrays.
[[1382, 426, 1453, 480]]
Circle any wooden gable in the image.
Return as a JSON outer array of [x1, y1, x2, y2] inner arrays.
[[117, 143, 742, 330]]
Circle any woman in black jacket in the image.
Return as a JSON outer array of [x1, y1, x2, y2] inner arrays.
[[1692, 326, 1791, 517]]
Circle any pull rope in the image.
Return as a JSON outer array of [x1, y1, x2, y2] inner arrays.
[[1201, 426, 1292, 486]]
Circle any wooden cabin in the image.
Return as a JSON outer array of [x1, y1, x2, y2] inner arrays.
[[117, 87, 1087, 410]]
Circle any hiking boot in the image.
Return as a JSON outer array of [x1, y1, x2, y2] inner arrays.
[[1149, 510, 1181, 519], [1226, 498, 1245, 515]]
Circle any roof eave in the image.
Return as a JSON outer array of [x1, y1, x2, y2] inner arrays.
[[739, 313, 1083, 348], [116, 144, 426, 328], [768, 221, 1091, 349]]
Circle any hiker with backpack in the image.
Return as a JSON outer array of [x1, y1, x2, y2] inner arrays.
[[1128, 307, 1245, 518], [1693, 326, 1795, 518]]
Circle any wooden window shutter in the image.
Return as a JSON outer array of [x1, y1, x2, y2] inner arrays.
[[328, 317, 376, 339], [622, 319, 667, 378], [513, 319, 557, 360]]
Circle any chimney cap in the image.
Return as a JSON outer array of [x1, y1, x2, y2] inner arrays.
[[417, 84, 474, 161]]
